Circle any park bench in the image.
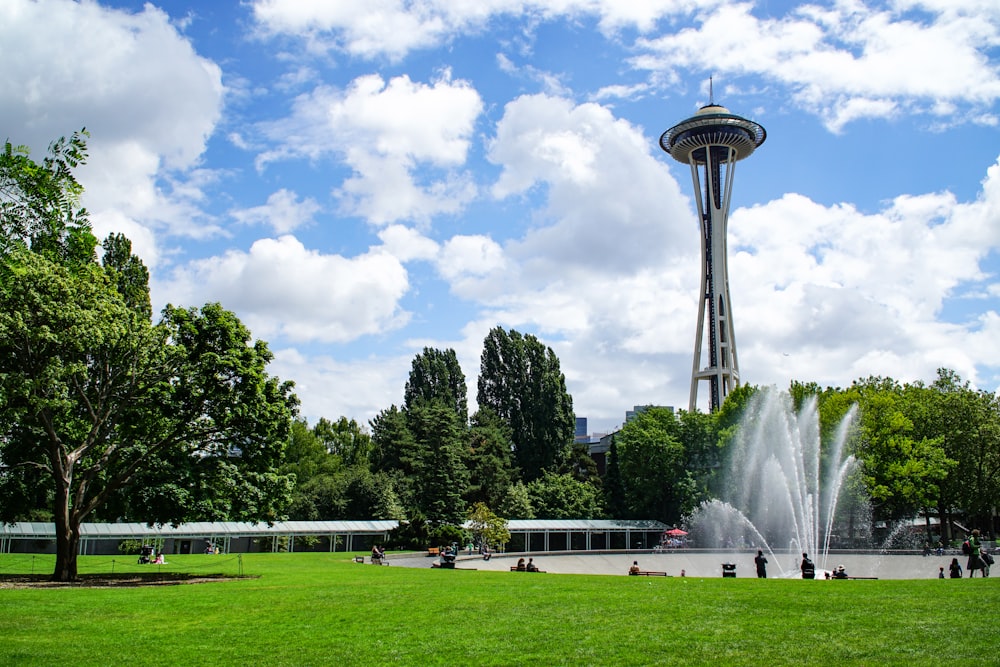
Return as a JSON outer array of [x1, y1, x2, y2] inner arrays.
[[510, 566, 545, 572], [427, 547, 440, 557], [371, 556, 389, 565], [632, 571, 669, 576]]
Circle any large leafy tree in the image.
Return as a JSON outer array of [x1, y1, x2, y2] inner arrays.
[[0, 134, 297, 581], [526, 471, 604, 519], [284, 418, 401, 521], [614, 407, 694, 523], [0, 250, 298, 580], [847, 377, 954, 524], [477, 326, 575, 481], [920, 370, 998, 536]]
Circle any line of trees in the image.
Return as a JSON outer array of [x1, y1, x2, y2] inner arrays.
[[284, 331, 606, 547], [790, 372, 1000, 540]]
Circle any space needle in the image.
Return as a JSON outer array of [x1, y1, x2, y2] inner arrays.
[[660, 85, 766, 412]]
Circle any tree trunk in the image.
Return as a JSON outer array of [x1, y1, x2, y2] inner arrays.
[[51, 481, 80, 582], [938, 502, 951, 544]]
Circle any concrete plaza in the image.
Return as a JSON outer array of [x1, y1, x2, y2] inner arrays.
[[390, 550, 963, 580]]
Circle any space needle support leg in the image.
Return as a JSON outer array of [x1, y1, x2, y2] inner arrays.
[[688, 158, 708, 412], [720, 151, 740, 396]]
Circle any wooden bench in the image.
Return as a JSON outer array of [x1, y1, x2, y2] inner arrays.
[[427, 547, 440, 557], [510, 567, 545, 572], [632, 571, 669, 577], [371, 556, 389, 565]]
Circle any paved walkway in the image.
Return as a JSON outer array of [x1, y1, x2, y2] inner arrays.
[[389, 550, 960, 579]]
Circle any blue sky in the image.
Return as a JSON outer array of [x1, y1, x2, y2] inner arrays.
[[3, 0, 999, 434]]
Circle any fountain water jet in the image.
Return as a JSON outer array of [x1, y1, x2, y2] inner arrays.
[[690, 387, 862, 576]]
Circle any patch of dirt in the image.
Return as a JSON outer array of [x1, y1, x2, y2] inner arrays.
[[0, 573, 257, 588]]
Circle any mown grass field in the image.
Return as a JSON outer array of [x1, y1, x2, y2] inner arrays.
[[0, 552, 996, 666]]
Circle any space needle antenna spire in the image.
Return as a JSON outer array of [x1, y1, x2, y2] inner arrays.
[[659, 88, 766, 412]]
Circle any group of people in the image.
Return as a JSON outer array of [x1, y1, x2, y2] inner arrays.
[[137, 545, 167, 564], [938, 529, 994, 578], [960, 529, 993, 577], [750, 551, 852, 579], [371, 544, 386, 562], [514, 557, 538, 572], [828, 565, 849, 579]]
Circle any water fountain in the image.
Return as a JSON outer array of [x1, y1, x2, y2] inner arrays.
[[689, 387, 865, 576]]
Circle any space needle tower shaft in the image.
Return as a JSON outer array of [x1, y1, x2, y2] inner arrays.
[[660, 91, 765, 412]]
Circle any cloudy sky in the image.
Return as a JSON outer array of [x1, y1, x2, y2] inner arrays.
[[3, 0, 999, 434]]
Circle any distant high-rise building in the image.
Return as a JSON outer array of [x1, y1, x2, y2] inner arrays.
[[660, 88, 766, 412]]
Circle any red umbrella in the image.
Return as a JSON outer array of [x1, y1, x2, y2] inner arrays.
[[665, 528, 688, 536]]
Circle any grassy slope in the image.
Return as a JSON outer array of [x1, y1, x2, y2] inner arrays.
[[0, 553, 996, 666]]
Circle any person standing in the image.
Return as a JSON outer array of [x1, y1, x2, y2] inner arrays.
[[754, 550, 768, 578], [800, 553, 815, 579], [949, 557, 963, 578], [967, 530, 985, 578]]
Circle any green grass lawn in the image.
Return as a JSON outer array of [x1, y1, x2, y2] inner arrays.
[[0, 552, 996, 666]]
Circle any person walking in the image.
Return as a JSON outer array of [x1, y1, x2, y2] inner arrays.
[[967, 529, 985, 578], [754, 550, 768, 578]]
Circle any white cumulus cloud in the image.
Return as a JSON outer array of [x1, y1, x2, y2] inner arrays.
[[257, 72, 483, 225], [161, 235, 411, 343]]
